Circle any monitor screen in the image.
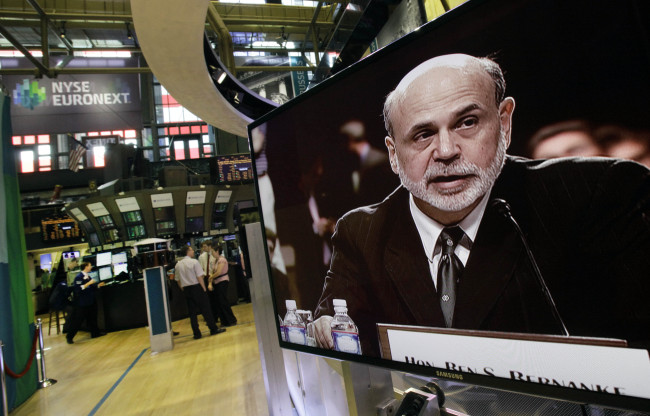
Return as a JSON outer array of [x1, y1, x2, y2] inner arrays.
[[185, 217, 204, 234], [223, 234, 236, 241], [88, 233, 101, 247], [155, 221, 176, 235], [213, 203, 228, 213], [98, 266, 112, 281], [62, 251, 80, 259], [127, 225, 147, 240], [96, 215, 114, 229], [88, 270, 99, 281], [135, 243, 155, 253], [248, 0, 650, 410], [216, 154, 253, 183], [153, 206, 175, 222], [96, 252, 112, 267], [155, 242, 168, 251], [113, 262, 129, 276], [122, 210, 143, 224], [186, 204, 204, 218], [112, 252, 128, 265]]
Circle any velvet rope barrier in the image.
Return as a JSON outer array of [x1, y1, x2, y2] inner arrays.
[[3, 327, 40, 379]]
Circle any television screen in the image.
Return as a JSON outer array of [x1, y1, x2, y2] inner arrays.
[[112, 252, 128, 265], [96, 252, 112, 267], [122, 210, 143, 224], [186, 204, 204, 218], [216, 154, 253, 183], [98, 266, 112, 281], [185, 217, 204, 234], [62, 251, 80, 259], [153, 207, 175, 222], [96, 215, 114, 229], [155, 221, 176, 235], [113, 262, 129, 276], [248, 0, 650, 411], [88, 233, 101, 247]]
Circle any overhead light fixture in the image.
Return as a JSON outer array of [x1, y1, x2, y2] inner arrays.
[[59, 22, 66, 39], [209, 66, 228, 84]]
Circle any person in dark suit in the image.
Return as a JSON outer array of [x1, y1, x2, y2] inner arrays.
[[66, 261, 105, 344], [313, 53, 650, 358]]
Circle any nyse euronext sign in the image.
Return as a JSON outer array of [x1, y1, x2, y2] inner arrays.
[[13, 78, 133, 110]]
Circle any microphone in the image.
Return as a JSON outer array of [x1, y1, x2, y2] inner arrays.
[[490, 198, 570, 336]]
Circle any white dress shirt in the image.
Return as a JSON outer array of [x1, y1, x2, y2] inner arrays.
[[409, 192, 490, 289]]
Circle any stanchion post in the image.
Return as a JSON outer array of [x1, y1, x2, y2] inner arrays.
[[1, 340, 9, 416], [36, 318, 57, 389]]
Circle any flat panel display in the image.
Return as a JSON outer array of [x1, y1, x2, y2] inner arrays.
[[113, 262, 128, 276], [216, 154, 253, 183], [41, 217, 81, 242], [62, 251, 80, 259], [248, 0, 650, 411], [88, 270, 99, 281], [126, 224, 146, 240], [186, 204, 204, 218], [98, 266, 112, 281], [153, 206, 175, 222], [122, 210, 143, 224], [111, 252, 128, 265], [96, 215, 114, 229], [185, 217, 204, 234], [96, 252, 112, 267], [155, 221, 176, 235]]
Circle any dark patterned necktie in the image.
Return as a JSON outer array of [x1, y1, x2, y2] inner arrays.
[[438, 226, 465, 327]]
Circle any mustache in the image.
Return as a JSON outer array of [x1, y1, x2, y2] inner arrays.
[[423, 160, 479, 181]]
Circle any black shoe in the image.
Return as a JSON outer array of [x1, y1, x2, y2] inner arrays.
[[193, 334, 202, 339], [224, 321, 237, 327], [91, 332, 106, 338], [66, 338, 74, 344], [173, 331, 180, 336], [210, 328, 226, 335]]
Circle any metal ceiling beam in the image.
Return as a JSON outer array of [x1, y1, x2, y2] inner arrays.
[[0, 23, 51, 77], [0, 67, 151, 76], [24, 0, 73, 52], [236, 65, 312, 72], [0, 11, 132, 22], [206, 2, 236, 74]]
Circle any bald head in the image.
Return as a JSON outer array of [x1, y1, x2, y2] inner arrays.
[[383, 54, 506, 137]]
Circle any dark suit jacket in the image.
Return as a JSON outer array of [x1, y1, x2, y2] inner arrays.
[[315, 156, 650, 357]]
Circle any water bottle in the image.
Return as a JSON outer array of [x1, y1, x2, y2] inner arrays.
[[330, 299, 362, 354], [297, 310, 316, 347], [278, 315, 286, 342], [283, 300, 306, 345]]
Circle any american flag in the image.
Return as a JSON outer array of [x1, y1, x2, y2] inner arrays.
[[68, 138, 87, 172]]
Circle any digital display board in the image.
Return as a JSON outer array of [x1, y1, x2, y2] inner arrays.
[[122, 210, 143, 224], [153, 207, 175, 222], [41, 217, 81, 242], [216, 154, 253, 183], [186, 204, 204, 218]]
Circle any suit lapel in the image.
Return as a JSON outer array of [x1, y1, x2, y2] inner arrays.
[[383, 191, 445, 326]]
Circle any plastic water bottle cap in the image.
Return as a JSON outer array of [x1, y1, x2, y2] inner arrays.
[[286, 300, 297, 309], [333, 299, 347, 307]]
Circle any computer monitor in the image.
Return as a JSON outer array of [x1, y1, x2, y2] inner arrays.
[[96, 252, 112, 267], [62, 251, 80, 259], [186, 204, 204, 218], [98, 266, 112, 281], [153, 206, 175, 222], [88, 270, 99, 281], [185, 217, 204, 234], [113, 262, 129, 276], [112, 252, 128, 265]]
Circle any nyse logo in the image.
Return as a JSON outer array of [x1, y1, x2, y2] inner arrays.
[[13, 79, 46, 109]]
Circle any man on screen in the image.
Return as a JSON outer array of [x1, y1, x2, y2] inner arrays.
[[313, 54, 650, 357]]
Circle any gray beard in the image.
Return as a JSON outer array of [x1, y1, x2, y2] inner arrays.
[[397, 131, 507, 213]]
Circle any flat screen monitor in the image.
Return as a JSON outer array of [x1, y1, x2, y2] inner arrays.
[[98, 266, 112, 281], [223, 234, 236, 241], [113, 262, 129, 276], [153, 206, 175, 222], [88, 270, 99, 281], [96, 252, 112, 267], [96, 215, 114, 229], [155, 221, 176, 235], [186, 204, 204, 218], [62, 251, 80, 259], [213, 203, 228, 213], [216, 154, 253, 183], [122, 210, 143, 224], [247, 0, 650, 411], [112, 252, 128, 265], [185, 217, 204, 234], [88, 233, 101, 247], [127, 225, 146, 240]]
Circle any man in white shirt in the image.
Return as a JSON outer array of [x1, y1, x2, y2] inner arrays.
[[175, 245, 225, 339]]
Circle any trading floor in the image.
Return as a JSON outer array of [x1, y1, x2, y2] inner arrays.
[[11, 303, 269, 415]]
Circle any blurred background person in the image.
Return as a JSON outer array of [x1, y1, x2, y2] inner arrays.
[[528, 120, 603, 159], [66, 261, 105, 344], [208, 245, 237, 327], [595, 124, 650, 168], [340, 119, 400, 206]]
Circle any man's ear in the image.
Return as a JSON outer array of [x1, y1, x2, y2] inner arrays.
[[385, 136, 399, 174], [499, 97, 515, 149]]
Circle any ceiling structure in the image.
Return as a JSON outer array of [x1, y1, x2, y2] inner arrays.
[[0, 0, 403, 134]]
